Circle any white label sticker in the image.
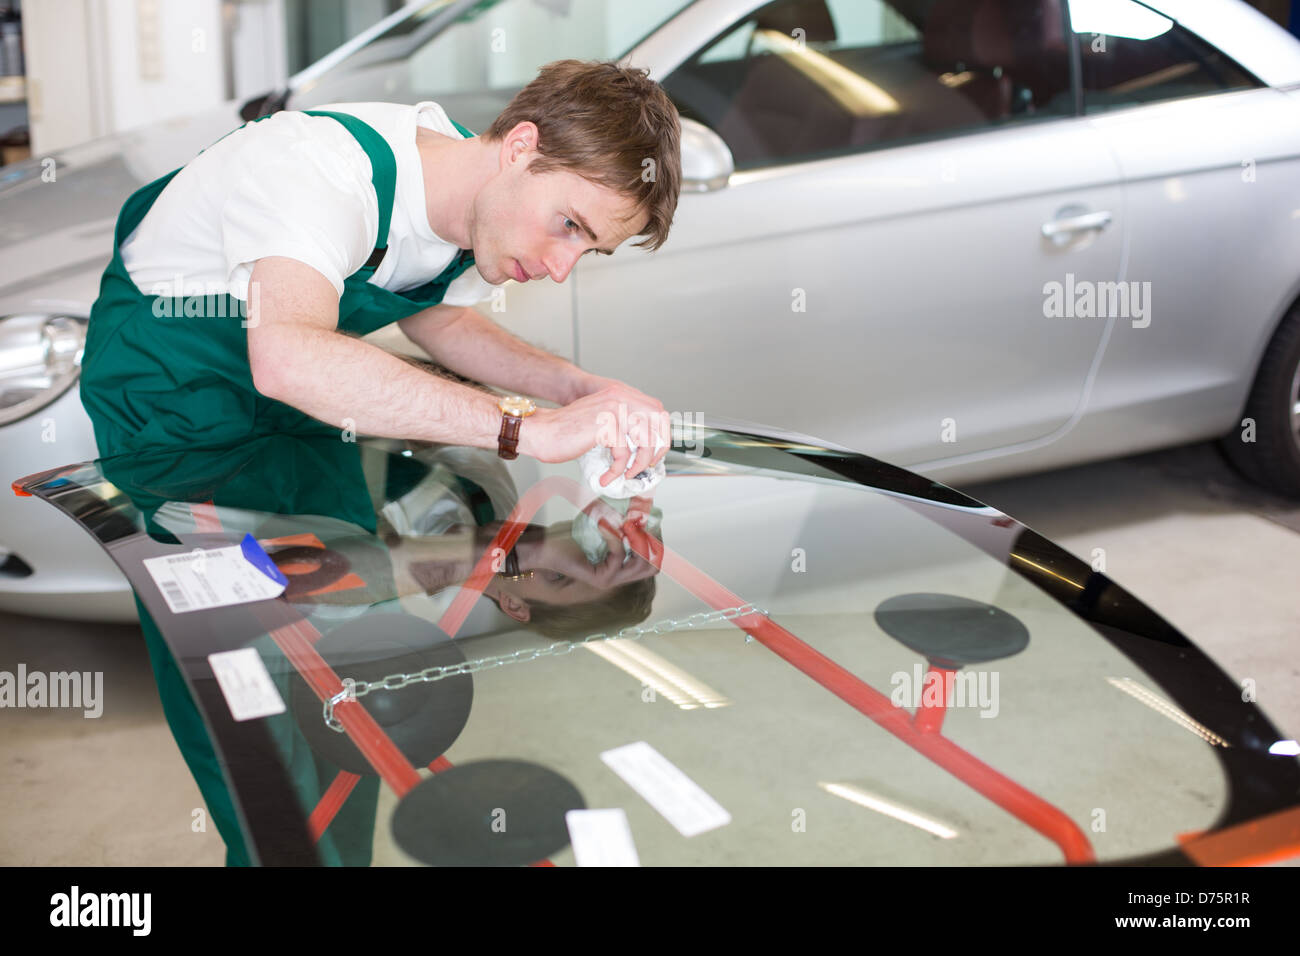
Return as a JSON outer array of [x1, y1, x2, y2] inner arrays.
[[208, 648, 286, 722], [143, 544, 286, 614], [599, 741, 730, 838], [565, 809, 641, 867]]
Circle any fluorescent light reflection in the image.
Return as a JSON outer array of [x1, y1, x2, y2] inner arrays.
[[584, 640, 731, 710], [818, 781, 959, 839], [1107, 677, 1230, 747]]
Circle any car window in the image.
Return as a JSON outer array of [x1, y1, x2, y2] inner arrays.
[[1068, 0, 1262, 113], [292, 0, 695, 125], [661, 0, 1073, 171]]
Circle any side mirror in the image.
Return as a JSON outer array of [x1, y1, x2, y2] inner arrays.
[[679, 118, 734, 193]]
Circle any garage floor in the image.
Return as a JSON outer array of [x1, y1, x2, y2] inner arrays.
[[2, 440, 1297, 866]]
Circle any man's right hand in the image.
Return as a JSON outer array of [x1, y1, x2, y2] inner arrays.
[[518, 382, 670, 483]]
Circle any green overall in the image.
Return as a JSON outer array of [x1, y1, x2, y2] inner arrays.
[[79, 110, 479, 865]]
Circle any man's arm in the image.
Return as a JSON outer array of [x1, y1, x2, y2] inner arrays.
[[396, 304, 606, 405], [248, 257, 671, 480], [246, 257, 502, 447]]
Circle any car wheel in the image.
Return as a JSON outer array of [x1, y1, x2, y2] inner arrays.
[[1219, 298, 1300, 497]]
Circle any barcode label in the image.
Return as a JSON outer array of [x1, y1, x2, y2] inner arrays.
[[143, 543, 286, 615], [208, 648, 286, 721], [160, 579, 189, 612]]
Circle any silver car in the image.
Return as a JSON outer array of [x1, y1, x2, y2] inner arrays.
[[3, 0, 1300, 621]]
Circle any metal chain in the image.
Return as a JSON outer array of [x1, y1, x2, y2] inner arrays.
[[322, 602, 768, 732]]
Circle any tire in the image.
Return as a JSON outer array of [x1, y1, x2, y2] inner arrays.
[[1219, 299, 1300, 498]]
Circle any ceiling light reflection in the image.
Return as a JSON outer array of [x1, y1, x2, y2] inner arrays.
[[818, 781, 958, 839], [1107, 677, 1230, 747], [584, 639, 731, 710]]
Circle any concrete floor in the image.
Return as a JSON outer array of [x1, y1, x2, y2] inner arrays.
[[963, 441, 1300, 746], [1, 439, 1297, 866]]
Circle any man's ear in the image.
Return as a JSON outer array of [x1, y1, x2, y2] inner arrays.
[[501, 121, 540, 168], [497, 591, 531, 623]]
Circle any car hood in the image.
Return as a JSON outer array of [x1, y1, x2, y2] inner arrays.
[[0, 102, 244, 312], [12, 424, 1300, 866]]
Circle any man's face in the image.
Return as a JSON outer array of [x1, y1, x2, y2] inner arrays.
[[469, 122, 649, 286]]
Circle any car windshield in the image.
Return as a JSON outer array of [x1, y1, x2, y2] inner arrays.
[[15, 424, 1299, 866], [289, 0, 697, 131]]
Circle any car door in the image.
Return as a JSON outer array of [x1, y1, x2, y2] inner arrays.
[[1066, 0, 1300, 444], [577, 0, 1125, 470]]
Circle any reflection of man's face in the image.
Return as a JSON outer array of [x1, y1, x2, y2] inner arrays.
[[490, 528, 657, 624], [386, 513, 659, 626], [492, 569, 608, 623]]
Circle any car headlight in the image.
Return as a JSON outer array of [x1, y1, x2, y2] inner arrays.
[[0, 313, 87, 427]]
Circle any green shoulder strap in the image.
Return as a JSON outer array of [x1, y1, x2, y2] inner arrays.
[[204, 109, 475, 277], [306, 110, 476, 276], [301, 110, 398, 276]]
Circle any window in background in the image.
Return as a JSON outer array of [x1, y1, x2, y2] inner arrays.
[[284, 0, 406, 76], [662, 0, 1073, 171], [290, 0, 694, 132], [1068, 0, 1261, 112]]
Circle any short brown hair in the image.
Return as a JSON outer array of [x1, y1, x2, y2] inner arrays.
[[485, 59, 682, 252], [526, 576, 657, 641]]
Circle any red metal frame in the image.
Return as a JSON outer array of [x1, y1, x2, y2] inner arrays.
[[913, 665, 954, 735]]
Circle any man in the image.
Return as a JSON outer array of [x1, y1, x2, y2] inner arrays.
[[80, 58, 682, 481], [77, 58, 682, 865]]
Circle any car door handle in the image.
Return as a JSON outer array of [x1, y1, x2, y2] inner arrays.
[[1041, 210, 1112, 239]]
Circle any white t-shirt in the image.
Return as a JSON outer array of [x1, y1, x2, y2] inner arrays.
[[119, 101, 500, 308]]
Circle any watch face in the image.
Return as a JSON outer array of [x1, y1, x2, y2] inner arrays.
[[498, 396, 536, 417]]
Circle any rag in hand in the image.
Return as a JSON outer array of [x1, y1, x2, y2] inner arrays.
[[578, 432, 667, 498]]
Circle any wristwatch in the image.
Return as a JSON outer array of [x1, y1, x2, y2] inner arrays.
[[474, 524, 539, 582], [499, 546, 534, 581], [496, 395, 536, 460]]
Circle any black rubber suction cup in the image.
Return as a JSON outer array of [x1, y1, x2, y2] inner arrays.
[[874, 593, 1030, 667], [391, 759, 585, 866]]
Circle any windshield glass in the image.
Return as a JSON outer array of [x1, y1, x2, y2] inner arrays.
[[16, 425, 1297, 866], [291, 0, 696, 130]]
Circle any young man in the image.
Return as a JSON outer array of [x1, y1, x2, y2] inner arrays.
[[77, 58, 682, 865], [80, 58, 683, 482]]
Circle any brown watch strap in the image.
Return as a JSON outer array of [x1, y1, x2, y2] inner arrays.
[[497, 414, 523, 460]]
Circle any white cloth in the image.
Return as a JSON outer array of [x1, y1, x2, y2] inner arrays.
[[578, 433, 667, 499], [119, 101, 500, 306], [571, 497, 663, 565]]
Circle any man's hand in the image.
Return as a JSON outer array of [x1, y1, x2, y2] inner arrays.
[[520, 380, 671, 485], [564, 371, 619, 403]]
